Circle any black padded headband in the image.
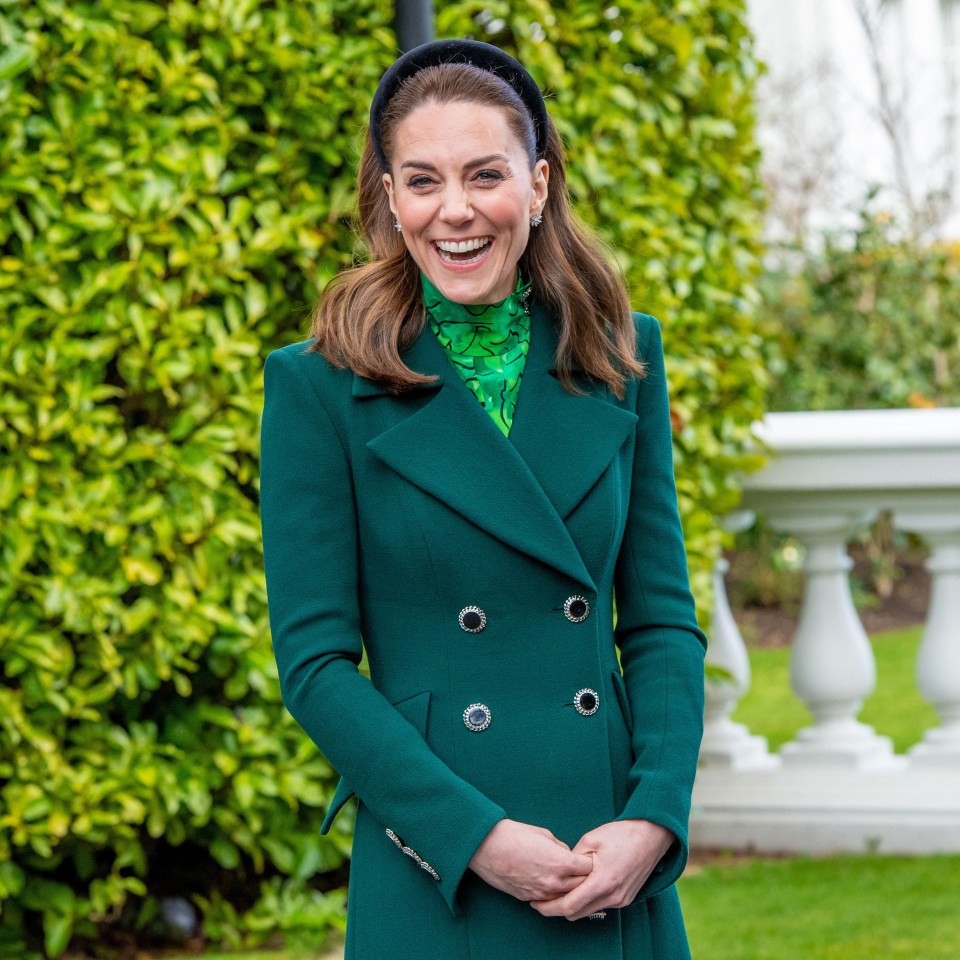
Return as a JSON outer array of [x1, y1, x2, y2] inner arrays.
[[370, 38, 549, 172]]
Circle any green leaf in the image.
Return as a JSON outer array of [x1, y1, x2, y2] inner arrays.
[[43, 909, 74, 957], [0, 42, 37, 81]]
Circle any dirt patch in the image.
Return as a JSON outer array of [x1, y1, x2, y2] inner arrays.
[[725, 546, 930, 649]]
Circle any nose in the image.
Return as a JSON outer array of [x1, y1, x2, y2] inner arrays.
[[439, 184, 474, 224]]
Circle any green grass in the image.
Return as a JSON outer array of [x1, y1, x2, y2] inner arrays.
[[731, 626, 939, 752], [679, 854, 960, 959]]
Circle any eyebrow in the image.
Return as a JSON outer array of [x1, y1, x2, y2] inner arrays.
[[399, 154, 511, 171]]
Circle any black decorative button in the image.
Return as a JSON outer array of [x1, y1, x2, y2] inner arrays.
[[564, 595, 589, 622], [459, 605, 487, 633], [463, 703, 492, 731], [574, 688, 599, 716]]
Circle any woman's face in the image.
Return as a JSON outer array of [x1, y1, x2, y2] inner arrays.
[[383, 100, 549, 305]]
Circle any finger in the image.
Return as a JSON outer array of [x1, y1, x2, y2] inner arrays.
[[563, 852, 594, 876], [528, 876, 592, 909], [570, 836, 600, 857], [530, 856, 591, 901], [543, 870, 612, 920], [535, 873, 591, 900], [530, 894, 605, 921], [530, 877, 596, 918]]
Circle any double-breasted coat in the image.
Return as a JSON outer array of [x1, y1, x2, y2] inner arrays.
[[259, 302, 707, 960]]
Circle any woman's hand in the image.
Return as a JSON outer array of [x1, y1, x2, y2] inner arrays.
[[529, 819, 674, 921], [468, 819, 594, 903]]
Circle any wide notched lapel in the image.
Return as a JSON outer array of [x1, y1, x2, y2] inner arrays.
[[508, 302, 638, 521], [357, 302, 637, 591], [360, 321, 593, 589]]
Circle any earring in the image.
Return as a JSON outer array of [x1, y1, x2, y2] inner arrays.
[[530, 213, 543, 227], [394, 219, 402, 232]]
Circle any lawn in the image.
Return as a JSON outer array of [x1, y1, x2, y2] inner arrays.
[[731, 626, 937, 752], [680, 854, 960, 959]]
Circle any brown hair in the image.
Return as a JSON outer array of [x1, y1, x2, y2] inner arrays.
[[308, 63, 645, 398]]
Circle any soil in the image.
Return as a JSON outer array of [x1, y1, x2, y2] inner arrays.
[[725, 546, 931, 649]]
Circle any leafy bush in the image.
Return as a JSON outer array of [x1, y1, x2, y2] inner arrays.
[[0, 0, 763, 954], [761, 196, 960, 411]]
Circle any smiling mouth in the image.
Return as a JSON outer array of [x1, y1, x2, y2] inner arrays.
[[433, 237, 493, 264]]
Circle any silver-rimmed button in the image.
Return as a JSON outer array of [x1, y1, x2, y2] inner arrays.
[[573, 688, 599, 716], [463, 702, 492, 731], [459, 605, 487, 633], [588, 911, 607, 920], [564, 595, 589, 622]]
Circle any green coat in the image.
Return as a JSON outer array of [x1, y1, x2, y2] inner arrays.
[[259, 304, 707, 960]]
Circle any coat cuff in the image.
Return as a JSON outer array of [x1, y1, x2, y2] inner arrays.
[[319, 775, 506, 917], [368, 787, 506, 918], [614, 799, 688, 900], [432, 803, 506, 916]]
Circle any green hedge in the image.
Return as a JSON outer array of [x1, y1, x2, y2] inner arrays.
[[0, 0, 764, 955], [761, 200, 960, 411]]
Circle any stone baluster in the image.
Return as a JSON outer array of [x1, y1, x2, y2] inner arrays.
[[700, 512, 777, 770], [897, 510, 960, 766], [767, 511, 900, 769]]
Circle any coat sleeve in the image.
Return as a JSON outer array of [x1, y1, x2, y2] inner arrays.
[[612, 314, 707, 899], [259, 346, 506, 917]]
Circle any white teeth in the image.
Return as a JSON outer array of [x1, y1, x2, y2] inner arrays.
[[435, 237, 491, 253]]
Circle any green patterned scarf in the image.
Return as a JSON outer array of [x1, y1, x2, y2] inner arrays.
[[422, 271, 533, 438]]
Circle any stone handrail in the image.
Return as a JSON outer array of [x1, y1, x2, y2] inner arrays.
[[693, 408, 960, 854]]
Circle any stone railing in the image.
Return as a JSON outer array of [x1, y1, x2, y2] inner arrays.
[[691, 408, 960, 854]]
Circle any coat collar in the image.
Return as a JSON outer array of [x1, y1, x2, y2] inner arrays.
[[355, 301, 638, 591]]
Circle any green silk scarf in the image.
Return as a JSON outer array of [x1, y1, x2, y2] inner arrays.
[[422, 271, 532, 438]]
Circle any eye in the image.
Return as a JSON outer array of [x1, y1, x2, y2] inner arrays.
[[406, 175, 434, 189], [474, 169, 503, 183]]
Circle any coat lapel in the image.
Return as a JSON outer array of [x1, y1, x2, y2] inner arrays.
[[358, 302, 638, 591], [508, 302, 639, 521]]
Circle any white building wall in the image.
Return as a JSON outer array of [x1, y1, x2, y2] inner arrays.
[[749, 0, 960, 239]]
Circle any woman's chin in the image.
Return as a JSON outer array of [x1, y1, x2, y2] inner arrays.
[[425, 266, 516, 306]]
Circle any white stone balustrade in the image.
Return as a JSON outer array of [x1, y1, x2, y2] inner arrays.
[[692, 408, 960, 854]]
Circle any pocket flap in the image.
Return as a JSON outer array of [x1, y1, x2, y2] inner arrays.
[[391, 689, 432, 736], [611, 668, 634, 732], [319, 775, 355, 835]]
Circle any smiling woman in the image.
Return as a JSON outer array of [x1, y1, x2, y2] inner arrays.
[[382, 101, 548, 304], [259, 38, 707, 960]]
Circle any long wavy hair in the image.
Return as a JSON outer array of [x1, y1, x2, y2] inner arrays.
[[309, 62, 645, 398]]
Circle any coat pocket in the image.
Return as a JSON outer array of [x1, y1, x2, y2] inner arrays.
[[610, 667, 634, 733], [319, 690, 433, 835]]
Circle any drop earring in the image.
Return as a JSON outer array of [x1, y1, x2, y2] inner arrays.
[[394, 219, 402, 232], [530, 213, 543, 227]]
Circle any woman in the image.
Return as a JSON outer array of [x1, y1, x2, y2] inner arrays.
[[260, 38, 707, 960]]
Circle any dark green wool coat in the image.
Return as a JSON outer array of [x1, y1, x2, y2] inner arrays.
[[259, 304, 707, 960]]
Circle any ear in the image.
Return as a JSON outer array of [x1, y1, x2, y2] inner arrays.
[[531, 159, 549, 217], [382, 173, 398, 219]]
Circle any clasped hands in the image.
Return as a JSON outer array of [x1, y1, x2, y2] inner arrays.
[[468, 817, 673, 922]]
